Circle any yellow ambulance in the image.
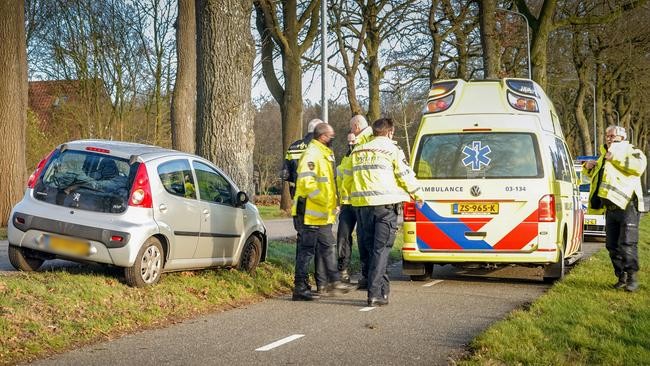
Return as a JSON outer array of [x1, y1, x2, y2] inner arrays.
[[402, 78, 583, 282]]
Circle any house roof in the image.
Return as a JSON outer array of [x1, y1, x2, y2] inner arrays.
[[28, 80, 83, 128]]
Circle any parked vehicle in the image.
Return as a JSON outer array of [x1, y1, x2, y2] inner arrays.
[[7, 140, 267, 286], [402, 78, 583, 282]]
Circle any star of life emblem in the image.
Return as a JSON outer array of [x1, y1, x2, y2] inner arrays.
[[462, 141, 492, 171]]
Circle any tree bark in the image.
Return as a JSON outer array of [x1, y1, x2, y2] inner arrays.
[[365, 0, 381, 122], [0, 1, 28, 225], [171, 0, 196, 154], [478, 0, 498, 79], [196, 0, 255, 196]]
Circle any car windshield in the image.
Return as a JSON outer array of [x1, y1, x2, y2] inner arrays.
[[33, 149, 137, 213], [414, 132, 543, 179]]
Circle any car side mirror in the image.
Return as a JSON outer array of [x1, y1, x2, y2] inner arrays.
[[237, 191, 249, 206]]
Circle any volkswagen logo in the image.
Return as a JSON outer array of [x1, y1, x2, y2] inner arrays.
[[470, 185, 481, 197]]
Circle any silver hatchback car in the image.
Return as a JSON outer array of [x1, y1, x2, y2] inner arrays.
[[7, 140, 267, 286]]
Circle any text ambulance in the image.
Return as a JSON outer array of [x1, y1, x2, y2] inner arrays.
[[402, 79, 583, 282]]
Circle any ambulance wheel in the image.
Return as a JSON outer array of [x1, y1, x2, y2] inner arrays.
[[543, 245, 565, 283], [410, 263, 433, 281]]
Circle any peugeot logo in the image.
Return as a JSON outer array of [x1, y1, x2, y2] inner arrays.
[[470, 185, 481, 197]]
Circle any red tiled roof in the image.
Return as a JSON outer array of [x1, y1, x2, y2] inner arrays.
[[28, 80, 83, 128]]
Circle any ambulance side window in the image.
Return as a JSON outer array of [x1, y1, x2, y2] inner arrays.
[[549, 138, 572, 182]]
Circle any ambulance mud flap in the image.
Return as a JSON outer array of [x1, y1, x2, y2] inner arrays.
[[402, 260, 426, 276], [543, 246, 565, 283]]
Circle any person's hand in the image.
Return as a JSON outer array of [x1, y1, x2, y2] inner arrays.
[[584, 160, 597, 169], [415, 198, 425, 208], [604, 152, 613, 161], [335, 206, 341, 215]]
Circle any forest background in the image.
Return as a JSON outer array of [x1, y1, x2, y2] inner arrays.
[[1, 0, 649, 223]]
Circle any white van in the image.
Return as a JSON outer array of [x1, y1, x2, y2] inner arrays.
[[402, 79, 583, 282]]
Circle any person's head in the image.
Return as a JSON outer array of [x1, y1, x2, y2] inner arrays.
[[307, 118, 324, 134], [347, 132, 356, 146], [605, 125, 626, 146], [349, 115, 368, 135], [314, 123, 335, 147], [372, 118, 395, 139]]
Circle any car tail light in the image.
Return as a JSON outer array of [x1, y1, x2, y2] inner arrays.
[[538, 194, 556, 222], [129, 163, 152, 208], [425, 92, 455, 113], [86, 146, 111, 154], [507, 91, 538, 112], [403, 201, 416, 222], [27, 150, 55, 188]]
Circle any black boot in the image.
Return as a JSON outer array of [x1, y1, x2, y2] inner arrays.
[[327, 281, 354, 296], [292, 288, 316, 301], [626, 272, 639, 292], [613, 272, 627, 289]]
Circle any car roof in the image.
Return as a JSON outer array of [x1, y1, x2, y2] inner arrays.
[[60, 140, 193, 162]]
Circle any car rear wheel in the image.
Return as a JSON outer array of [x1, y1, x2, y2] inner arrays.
[[124, 237, 164, 287], [8, 245, 44, 271], [238, 235, 262, 273]]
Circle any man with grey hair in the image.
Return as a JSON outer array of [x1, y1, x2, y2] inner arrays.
[[583, 125, 646, 292], [281, 118, 328, 296]]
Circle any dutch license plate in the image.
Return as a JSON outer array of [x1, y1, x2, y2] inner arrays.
[[453, 202, 499, 215], [48, 235, 90, 256], [585, 219, 597, 225]]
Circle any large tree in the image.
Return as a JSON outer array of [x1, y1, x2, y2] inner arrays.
[[0, 1, 28, 225], [196, 0, 256, 196], [254, 0, 321, 210], [170, 0, 196, 154]]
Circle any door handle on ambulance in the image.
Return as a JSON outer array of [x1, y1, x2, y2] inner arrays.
[[465, 231, 487, 239]]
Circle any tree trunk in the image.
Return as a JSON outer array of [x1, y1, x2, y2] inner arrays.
[[528, 0, 557, 88], [196, 0, 255, 196], [0, 1, 28, 225], [479, 0, 498, 79], [365, 2, 381, 122], [171, 0, 196, 154]]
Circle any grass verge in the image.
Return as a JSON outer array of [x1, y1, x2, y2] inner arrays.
[[460, 214, 650, 365], [0, 234, 402, 365], [256, 205, 290, 220]]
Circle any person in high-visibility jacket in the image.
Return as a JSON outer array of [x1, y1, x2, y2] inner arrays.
[[291, 123, 352, 301], [346, 118, 423, 306], [583, 125, 646, 292], [336, 132, 359, 283]]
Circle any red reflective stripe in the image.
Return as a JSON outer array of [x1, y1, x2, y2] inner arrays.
[[402, 247, 416, 251], [416, 222, 463, 250], [458, 217, 491, 232], [492, 210, 539, 250]]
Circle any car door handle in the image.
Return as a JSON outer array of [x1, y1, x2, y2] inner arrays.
[[159, 204, 168, 213], [202, 209, 210, 217]]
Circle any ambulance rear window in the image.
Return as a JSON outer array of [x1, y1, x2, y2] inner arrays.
[[414, 132, 543, 179]]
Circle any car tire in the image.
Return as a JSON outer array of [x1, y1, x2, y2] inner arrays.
[[238, 235, 262, 273], [8, 245, 44, 271], [124, 237, 164, 287]]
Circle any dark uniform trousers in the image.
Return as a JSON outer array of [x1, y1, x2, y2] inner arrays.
[[356, 204, 398, 300], [605, 198, 640, 277], [294, 223, 340, 291], [337, 204, 362, 273], [293, 214, 326, 289]]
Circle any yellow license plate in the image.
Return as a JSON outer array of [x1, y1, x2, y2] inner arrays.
[[584, 219, 597, 225], [452, 202, 499, 214], [48, 236, 90, 256]]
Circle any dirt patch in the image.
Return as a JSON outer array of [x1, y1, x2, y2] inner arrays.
[[254, 195, 280, 206]]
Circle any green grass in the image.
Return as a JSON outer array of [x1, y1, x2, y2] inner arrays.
[[0, 227, 6, 240], [460, 214, 650, 365], [256, 205, 291, 220]]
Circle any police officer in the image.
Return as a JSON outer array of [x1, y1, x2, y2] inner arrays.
[[282, 119, 328, 295], [348, 118, 423, 306], [583, 125, 646, 292], [292, 123, 352, 301], [336, 132, 358, 283]]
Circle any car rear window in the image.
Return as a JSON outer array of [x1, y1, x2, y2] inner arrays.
[[414, 132, 543, 179], [33, 149, 136, 213]]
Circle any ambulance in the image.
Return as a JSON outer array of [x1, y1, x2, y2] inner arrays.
[[402, 79, 583, 282]]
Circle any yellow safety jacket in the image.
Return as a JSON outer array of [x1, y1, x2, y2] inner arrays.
[[583, 141, 647, 213], [344, 136, 422, 207], [291, 140, 338, 225], [337, 153, 352, 205], [356, 126, 374, 145]]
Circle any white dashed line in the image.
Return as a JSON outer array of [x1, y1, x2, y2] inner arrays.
[[423, 280, 444, 287], [255, 334, 305, 351], [359, 306, 376, 312]]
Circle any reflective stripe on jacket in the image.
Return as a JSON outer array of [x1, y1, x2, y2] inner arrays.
[[583, 141, 646, 213], [347, 136, 421, 207], [291, 140, 337, 225]]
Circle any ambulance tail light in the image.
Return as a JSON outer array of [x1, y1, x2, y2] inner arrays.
[[538, 194, 556, 222], [27, 149, 55, 188], [424, 81, 457, 114], [426, 93, 455, 113], [403, 201, 416, 222], [507, 91, 538, 112]]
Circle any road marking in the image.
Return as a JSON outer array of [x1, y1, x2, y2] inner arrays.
[[359, 306, 376, 312], [423, 280, 444, 287], [255, 334, 304, 351]]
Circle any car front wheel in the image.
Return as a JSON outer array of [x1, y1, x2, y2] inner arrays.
[[238, 235, 262, 273], [8, 245, 44, 271], [124, 237, 164, 287]]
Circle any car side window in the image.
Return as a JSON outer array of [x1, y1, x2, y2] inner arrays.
[[157, 159, 196, 199], [192, 161, 234, 206]]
